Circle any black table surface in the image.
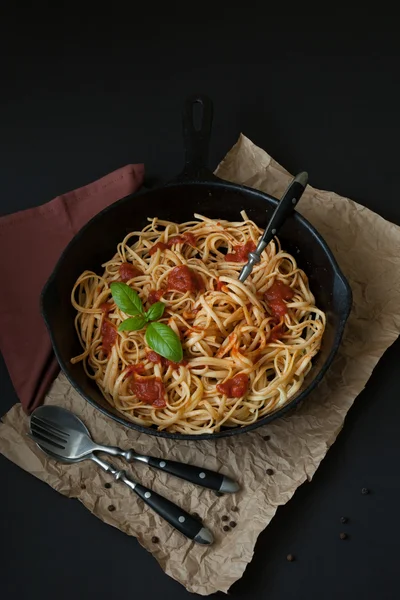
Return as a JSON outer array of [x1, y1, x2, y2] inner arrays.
[[1, 17, 400, 600]]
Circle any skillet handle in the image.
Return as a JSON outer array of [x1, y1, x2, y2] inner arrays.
[[176, 94, 219, 182]]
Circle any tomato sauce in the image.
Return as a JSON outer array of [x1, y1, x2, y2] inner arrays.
[[167, 265, 204, 293], [148, 289, 164, 305], [132, 375, 166, 408], [149, 242, 168, 255], [225, 241, 256, 263], [147, 350, 187, 370], [119, 262, 142, 281], [100, 302, 113, 315], [269, 320, 285, 342], [165, 358, 188, 370], [216, 279, 225, 291], [125, 363, 146, 376], [149, 233, 197, 256], [264, 280, 294, 319], [101, 320, 117, 355], [217, 373, 249, 397], [179, 324, 190, 336], [168, 232, 196, 247], [147, 350, 162, 364], [182, 232, 196, 247]]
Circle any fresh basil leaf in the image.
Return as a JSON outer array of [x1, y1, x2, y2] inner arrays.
[[145, 322, 183, 363], [110, 282, 143, 316], [118, 315, 147, 332], [145, 301, 165, 322]]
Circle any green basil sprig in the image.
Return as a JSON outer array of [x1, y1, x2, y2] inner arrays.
[[145, 322, 183, 363], [110, 282, 182, 362], [110, 282, 143, 315], [118, 315, 148, 331]]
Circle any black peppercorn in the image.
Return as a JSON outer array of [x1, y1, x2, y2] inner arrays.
[[263, 435, 271, 441], [223, 525, 230, 532], [287, 554, 295, 562], [231, 506, 239, 512], [152, 536, 159, 544], [104, 482, 112, 489], [340, 516, 348, 524], [222, 515, 229, 522], [340, 532, 347, 540], [80, 483, 86, 490], [229, 521, 237, 528], [361, 487, 369, 495], [107, 505, 116, 512], [266, 468, 274, 476]]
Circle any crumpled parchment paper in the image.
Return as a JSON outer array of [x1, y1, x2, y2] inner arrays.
[[2, 135, 400, 595]]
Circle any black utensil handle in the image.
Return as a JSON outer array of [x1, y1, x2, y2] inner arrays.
[[261, 176, 307, 245], [90, 455, 211, 544], [145, 457, 226, 491], [134, 483, 212, 543], [177, 94, 217, 182]]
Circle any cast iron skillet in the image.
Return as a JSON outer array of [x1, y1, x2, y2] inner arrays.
[[41, 95, 352, 440]]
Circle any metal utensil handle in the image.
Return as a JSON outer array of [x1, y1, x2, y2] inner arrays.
[[93, 444, 237, 492], [90, 455, 213, 544]]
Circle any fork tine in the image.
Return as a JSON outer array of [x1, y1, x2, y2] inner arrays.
[[28, 430, 66, 452], [31, 414, 70, 437], [31, 418, 68, 444], [31, 422, 68, 448], [31, 415, 70, 440]]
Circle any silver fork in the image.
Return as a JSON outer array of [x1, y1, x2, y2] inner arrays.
[[29, 406, 213, 544], [30, 405, 239, 492]]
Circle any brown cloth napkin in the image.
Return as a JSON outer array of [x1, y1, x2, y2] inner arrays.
[[0, 164, 144, 413]]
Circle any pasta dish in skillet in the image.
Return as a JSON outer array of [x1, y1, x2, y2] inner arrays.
[[71, 212, 325, 434]]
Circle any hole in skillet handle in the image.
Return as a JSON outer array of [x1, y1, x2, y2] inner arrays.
[[192, 100, 204, 132], [169, 94, 220, 184]]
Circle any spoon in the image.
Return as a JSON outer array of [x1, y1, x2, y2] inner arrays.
[[29, 407, 214, 544], [30, 405, 238, 493], [238, 171, 308, 283]]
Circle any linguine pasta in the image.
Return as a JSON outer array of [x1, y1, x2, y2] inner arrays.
[[71, 212, 325, 434]]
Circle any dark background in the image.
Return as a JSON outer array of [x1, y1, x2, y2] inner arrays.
[[1, 14, 400, 600]]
